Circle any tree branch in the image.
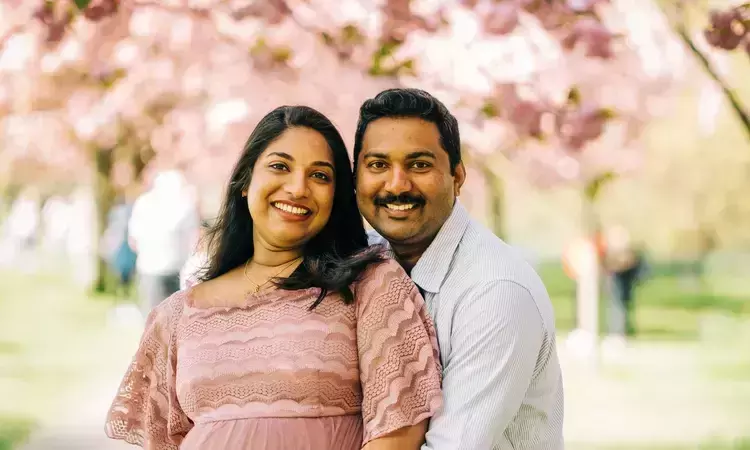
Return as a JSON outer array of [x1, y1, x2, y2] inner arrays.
[[675, 25, 750, 140]]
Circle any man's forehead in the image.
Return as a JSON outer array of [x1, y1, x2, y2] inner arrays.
[[362, 119, 442, 156], [361, 148, 438, 160], [364, 116, 439, 137]]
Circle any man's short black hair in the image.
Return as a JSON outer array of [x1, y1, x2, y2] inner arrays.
[[353, 88, 462, 174]]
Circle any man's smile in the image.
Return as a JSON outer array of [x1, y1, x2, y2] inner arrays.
[[379, 201, 422, 219]]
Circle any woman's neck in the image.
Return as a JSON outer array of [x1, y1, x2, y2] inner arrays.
[[251, 241, 304, 267]]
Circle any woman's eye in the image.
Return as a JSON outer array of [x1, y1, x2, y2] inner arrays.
[[312, 172, 331, 181], [269, 163, 289, 171]]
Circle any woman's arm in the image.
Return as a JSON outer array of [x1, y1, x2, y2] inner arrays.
[[355, 259, 442, 448], [362, 420, 429, 450]]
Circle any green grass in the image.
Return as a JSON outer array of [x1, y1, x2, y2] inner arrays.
[[538, 262, 750, 340], [0, 417, 33, 450], [0, 269, 138, 449], [562, 337, 750, 447], [570, 439, 750, 450]]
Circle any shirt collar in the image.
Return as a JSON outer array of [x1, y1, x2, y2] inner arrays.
[[367, 201, 471, 293], [411, 201, 470, 293]]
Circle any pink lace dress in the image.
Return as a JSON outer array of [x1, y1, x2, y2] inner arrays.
[[104, 259, 442, 449]]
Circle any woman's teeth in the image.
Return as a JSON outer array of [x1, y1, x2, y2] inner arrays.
[[273, 202, 310, 215]]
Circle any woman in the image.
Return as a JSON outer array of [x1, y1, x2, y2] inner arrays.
[[104, 106, 442, 450]]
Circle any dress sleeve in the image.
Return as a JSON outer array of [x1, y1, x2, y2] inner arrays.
[[356, 259, 443, 445], [105, 293, 193, 449]]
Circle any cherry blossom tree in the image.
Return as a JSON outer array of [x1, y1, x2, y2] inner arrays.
[[703, 2, 750, 135], [2, 0, 681, 178], [703, 1, 750, 57], [0, 0, 684, 314], [642, 1, 750, 143]]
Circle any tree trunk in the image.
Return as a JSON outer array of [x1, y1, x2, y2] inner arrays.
[[91, 148, 115, 293], [578, 189, 602, 337], [0, 182, 14, 220], [571, 176, 612, 364], [132, 145, 155, 182], [479, 164, 507, 240]]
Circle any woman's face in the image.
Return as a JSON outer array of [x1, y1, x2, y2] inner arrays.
[[244, 127, 336, 251]]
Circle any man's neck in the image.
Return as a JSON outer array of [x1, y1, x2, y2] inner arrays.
[[390, 240, 431, 274]]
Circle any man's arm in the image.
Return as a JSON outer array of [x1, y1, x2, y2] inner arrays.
[[423, 280, 545, 450]]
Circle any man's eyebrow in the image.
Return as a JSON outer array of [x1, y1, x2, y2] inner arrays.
[[362, 149, 438, 160], [406, 151, 436, 160], [362, 151, 389, 160]]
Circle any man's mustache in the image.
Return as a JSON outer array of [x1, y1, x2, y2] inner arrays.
[[373, 193, 426, 207]]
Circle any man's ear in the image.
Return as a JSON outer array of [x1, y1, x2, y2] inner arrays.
[[453, 162, 466, 197]]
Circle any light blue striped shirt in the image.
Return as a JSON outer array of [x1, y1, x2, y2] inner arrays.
[[368, 201, 564, 450]]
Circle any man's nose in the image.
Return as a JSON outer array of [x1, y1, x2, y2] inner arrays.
[[284, 172, 309, 198], [384, 167, 412, 194]]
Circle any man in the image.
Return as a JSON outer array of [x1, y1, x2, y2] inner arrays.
[[354, 88, 564, 450], [128, 169, 200, 314]]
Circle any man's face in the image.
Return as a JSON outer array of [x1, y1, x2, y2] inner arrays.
[[355, 117, 465, 247]]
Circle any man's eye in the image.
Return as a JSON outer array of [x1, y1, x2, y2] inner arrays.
[[369, 161, 387, 169], [412, 161, 431, 169]]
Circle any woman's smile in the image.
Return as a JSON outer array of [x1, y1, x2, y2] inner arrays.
[[271, 200, 312, 222]]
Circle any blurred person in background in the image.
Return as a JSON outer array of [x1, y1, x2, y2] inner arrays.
[[128, 169, 200, 314], [105, 105, 442, 450], [179, 219, 211, 289], [101, 195, 138, 300], [354, 88, 563, 450], [603, 225, 648, 342], [0, 188, 41, 268], [66, 186, 98, 286], [41, 194, 72, 257]]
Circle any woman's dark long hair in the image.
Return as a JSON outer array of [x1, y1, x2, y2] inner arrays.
[[200, 105, 383, 309]]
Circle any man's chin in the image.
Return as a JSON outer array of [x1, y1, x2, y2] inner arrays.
[[372, 224, 422, 245]]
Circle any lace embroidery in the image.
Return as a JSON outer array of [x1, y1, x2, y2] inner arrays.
[[104, 259, 442, 448], [105, 293, 192, 450]]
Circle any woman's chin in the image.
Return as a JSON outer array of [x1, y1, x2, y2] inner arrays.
[[264, 233, 313, 252]]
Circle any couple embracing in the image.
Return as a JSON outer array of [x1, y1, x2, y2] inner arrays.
[[105, 88, 564, 450]]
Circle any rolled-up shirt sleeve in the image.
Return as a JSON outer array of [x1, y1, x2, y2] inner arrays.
[[423, 280, 545, 450]]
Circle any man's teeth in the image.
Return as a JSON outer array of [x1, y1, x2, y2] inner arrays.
[[274, 203, 309, 215], [386, 203, 417, 211]]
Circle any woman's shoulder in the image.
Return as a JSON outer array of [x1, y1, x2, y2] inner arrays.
[[352, 257, 416, 303], [148, 289, 189, 325], [357, 257, 409, 283], [135, 290, 189, 347], [183, 271, 248, 309]]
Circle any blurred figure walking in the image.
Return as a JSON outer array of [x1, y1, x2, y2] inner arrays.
[[179, 219, 210, 290], [100, 196, 137, 300], [0, 189, 41, 269], [604, 225, 648, 340], [128, 170, 200, 314]]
